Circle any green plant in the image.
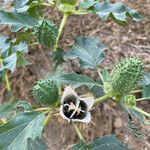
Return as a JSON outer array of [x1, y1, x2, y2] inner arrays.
[[0, 0, 149, 149]]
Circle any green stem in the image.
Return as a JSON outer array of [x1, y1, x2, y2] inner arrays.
[[94, 94, 110, 104], [43, 110, 52, 128], [5, 72, 11, 92], [34, 107, 49, 112], [97, 68, 103, 83], [136, 97, 150, 101], [73, 10, 92, 15], [54, 13, 69, 50], [131, 89, 142, 94], [133, 106, 150, 117], [29, 42, 39, 47], [0, 53, 11, 92], [73, 123, 85, 142], [41, 3, 52, 7]]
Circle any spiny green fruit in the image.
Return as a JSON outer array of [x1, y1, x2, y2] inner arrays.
[[107, 57, 144, 98], [32, 77, 59, 105], [34, 18, 58, 48]]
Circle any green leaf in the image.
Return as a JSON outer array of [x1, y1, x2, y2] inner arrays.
[[89, 135, 129, 150], [72, 135, 130, 150], [16, 31, 33, 43], [0, 10, 38, 31], [12, 42, 28, 53], [14, 0, 29, 8], [0, 102, 16, 119], [66, 37, 107, 69], [0, 35, 10, 56], [129, 107, 150, 125], [94, 1, 143, 25], [127, 113, 142, 137], [60, 0, 77, 5], [143, 85, 150, 97], [141, 72, 150, 97], [17, 54, 30, 67], [80, 0, 96, 9], [32, 78, 60, 105], [58, 3, 75, 13], [53, 48, 65, 69], [0, 112, 45, 150], [141, 72, 150, 86], [15, 100, 32, 111], [27, 1, 44, 18], [3, 53, 17, 72], [0, 38, 29, 78], [50, 72, 102, 88], [121, 101, 145, 137], [27, 137, 48, 150], [72, 140, 87, 150], [90, 80, 104, 98], [101, 68, 109, 82], [14, 0, 29, 13]]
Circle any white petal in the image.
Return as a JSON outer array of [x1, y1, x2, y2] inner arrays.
[[79, 96, 94, 111], [71, 112, 91, 123], [61, 86, 78, 104], [60, 105, 70, 122]]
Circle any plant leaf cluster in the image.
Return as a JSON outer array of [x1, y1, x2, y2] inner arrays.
[[66, 36, 107, 69], [0, 112, 45, 150], [0, 0, 149, 150], [0, 35, 29, 80]]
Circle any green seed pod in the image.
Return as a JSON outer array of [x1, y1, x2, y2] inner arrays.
[[32, 77, 60, 105], [34, 18, 58, 48], [108, 57, 144, 98]]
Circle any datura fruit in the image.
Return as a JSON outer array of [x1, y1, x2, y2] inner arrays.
[[34, 18, 58, 48], [60, 87, 94, 123], [106, 57, 144, 99]]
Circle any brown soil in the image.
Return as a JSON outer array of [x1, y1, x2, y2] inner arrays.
[[0, 0, 150, 150]]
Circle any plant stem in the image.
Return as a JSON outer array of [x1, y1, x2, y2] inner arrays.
[[94, 94, 110, 104], [0, 53, 11, 92], [73, 10, 92, 15], [136, 97, 150, 101], [5, 72, 11, 92], [131, 89, 142, 94], [73, 123, 85, 142], [133, 106, 150, 117], [41, 3, 52, 7], [34, 107, 49, 112], [43, 110, 52, 128], [29, 42, 39, 47], [54, 13, 69, 50], [97, 68, 103, 83]]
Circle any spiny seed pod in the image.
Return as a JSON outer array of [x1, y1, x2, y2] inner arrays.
[[34, 18, 58, 48], [108, 57, 144, 97], [32, 77, 59, 105]]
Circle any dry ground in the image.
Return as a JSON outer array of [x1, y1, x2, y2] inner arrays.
[[0, 0, 150, 150]]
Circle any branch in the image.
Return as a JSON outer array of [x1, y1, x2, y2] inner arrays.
[[72, 123, 85, 142]]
